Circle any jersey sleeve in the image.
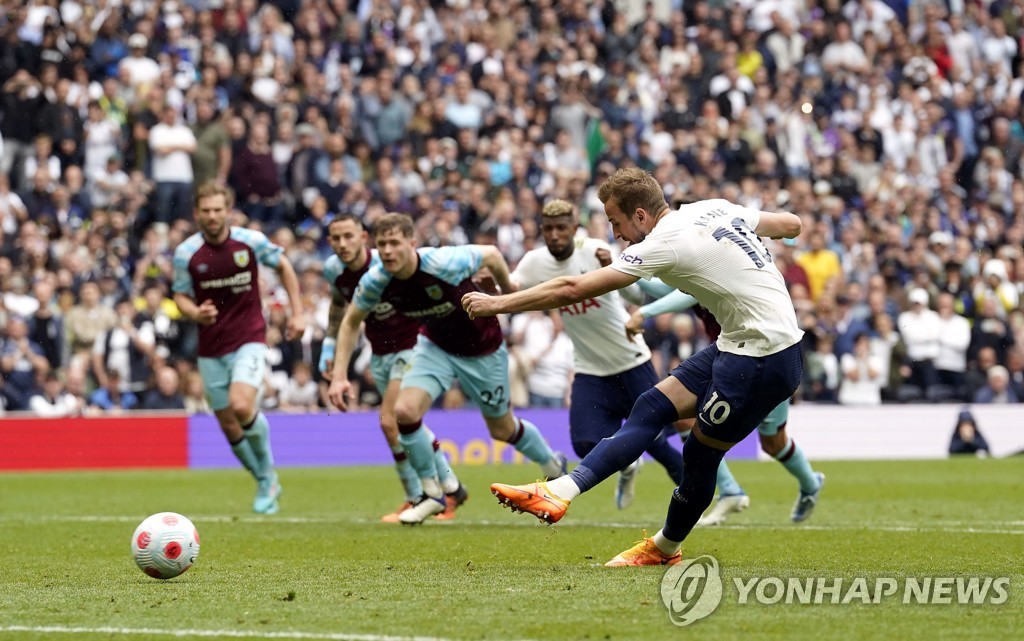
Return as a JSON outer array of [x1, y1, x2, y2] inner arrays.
[[237, 229, 283, 269], [352, 266, 389, 312], [511, 252, 540, 289], [420, 246, 483, 285], [171, 246, 194, 296], [640, 289, 698, 318], [609, 237, 679, 281], [322, 256, 343, 297]]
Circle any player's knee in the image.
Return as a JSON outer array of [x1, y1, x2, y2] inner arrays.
[[760, 431, 787, 456], [571, 440, 596, 458], [228, 397, 254, 422], [378, 413, 399, 437], [393, 401, 423, 428]]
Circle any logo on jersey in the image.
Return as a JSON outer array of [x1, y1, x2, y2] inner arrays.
[[619, 253, 643, 265], [559, 298, 602, 316], [425, 284, 443, 300], [233, 250, 251, 268], [197, 264, 209, 273]]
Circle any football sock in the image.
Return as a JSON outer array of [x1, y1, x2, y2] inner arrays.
[[652, 529, 683, 556], [506, 417, 558, 472], [546, 474, 582, 501], [241, 412, 274, 480], [425, 426, 460, 494], [775, 437, 820, 494], [645, 427, 684, 484], [390, 443, 422, 502], [716, 459, 744, 496], [398, 424, 442, 498], [662, 433, 726, 542], [229, 435, 260, 479], [569, 387, 678, 493]]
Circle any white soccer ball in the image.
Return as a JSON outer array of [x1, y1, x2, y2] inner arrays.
[[131, 512, 200, 580]]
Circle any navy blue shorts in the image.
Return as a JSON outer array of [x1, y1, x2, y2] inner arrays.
[[670, 342, 803, 444], [569, 361, 675, 455]]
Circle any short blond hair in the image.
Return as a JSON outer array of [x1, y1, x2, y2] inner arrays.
[[194, 181, 234, 208], [542, 199, 575, 219], [374, 212, 415, 239], [596, 167, 668, 216]]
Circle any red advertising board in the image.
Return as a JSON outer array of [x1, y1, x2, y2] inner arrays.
[[0, 416, 188, 471]]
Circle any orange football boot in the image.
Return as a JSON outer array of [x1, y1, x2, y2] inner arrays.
[[490, 481, 569, 524], [435, 484, 469, 521], [380, 501, 414, 523], [605, 537, 682, 567]]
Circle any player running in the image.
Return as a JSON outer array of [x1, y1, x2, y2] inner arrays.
[[464, 168, 804, 565], [510, 199, 683, 508], [627, 284, 825, 524], [328, 213, 566, 525], [172, 182, 305, 514], [320, 214, 466, 522]]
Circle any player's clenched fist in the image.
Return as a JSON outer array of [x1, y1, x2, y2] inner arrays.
[[461, 292, 497, 319]]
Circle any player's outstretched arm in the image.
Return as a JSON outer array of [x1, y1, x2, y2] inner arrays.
[[327, 303, 369, 411], [755, 211, 802, 239], [276, 255, 307, 340], [626, 289, 698, 337], [462, 266, 639, 318]]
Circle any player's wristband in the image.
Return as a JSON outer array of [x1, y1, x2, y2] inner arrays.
[[319, 338, 336, 373]]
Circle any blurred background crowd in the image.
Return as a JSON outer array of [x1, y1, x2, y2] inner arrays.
[[0, 0, 1022, 417]]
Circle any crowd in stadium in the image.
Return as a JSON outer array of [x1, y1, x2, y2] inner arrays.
[[0, 0, 1022, 416]]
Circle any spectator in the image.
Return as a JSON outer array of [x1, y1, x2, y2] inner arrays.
[[935, 292, 972, 399], [29, 370, 83, 418], [28, 279, 62, 371], [796, 232, 842, 302], [181, 369, 210, 415], [232, 121, 284, 225], [838, 333, 885, 406], [190, 100, 231, 188], [91, 298, 155, 396], [148, 105, 197, 224], [973, 366, 1021, 404], [87, 369, 139, 413], [279, 361, 319, 412], [948, 409, 990, 457], [142, 366, 185, 410], [0, 316, 50, 410], [897, 288, 941, 395]]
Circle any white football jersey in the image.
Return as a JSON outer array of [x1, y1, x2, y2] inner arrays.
[[610, 199, 803, 357], [513, 236, 651, 376]]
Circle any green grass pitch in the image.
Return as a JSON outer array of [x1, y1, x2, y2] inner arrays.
[[1, 458, 1021, 641]]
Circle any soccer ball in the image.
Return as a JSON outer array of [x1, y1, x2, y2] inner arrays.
[[131, 512, 200, 580]]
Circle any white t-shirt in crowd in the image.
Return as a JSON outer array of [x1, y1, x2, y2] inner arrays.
[[838, 353, 884, 406], [514, 237, 651, 376], [611, 200, 803, 357], [149, 123, 196, 183]]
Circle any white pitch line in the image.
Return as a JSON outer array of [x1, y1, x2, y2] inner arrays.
[[2, 514, 1023, 535], [0, 625, 536, 641]]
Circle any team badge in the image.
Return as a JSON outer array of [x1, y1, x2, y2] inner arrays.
[[233, 250, 250, 268], [425, 284, 443, 300]]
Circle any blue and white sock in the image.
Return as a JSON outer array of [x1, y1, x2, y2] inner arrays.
[[507, 417, 558, 474], [390, 444, 422, 502], [775, 437, 820, 494], [716, 459, 744, 497], [242, 412, 274, 480], [230, 436, 260, 479], [398, 422, 442, 498]]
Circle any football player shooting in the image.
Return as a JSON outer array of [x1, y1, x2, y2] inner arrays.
[[463, 167, 805, 566]]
